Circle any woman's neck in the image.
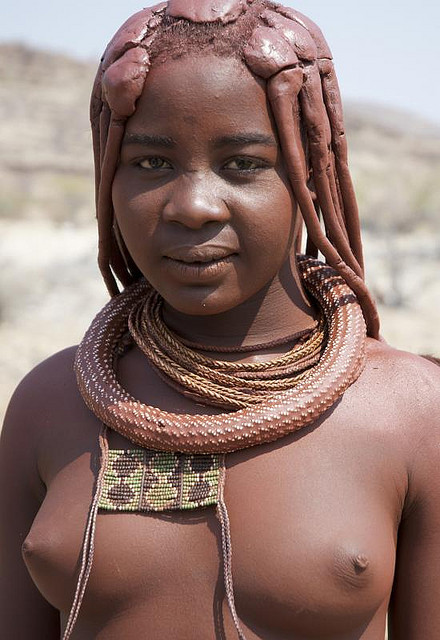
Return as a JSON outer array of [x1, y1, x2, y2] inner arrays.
[[162, 260, 317, 352]]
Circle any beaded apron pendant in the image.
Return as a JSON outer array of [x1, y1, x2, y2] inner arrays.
[[99, 449, 224, 513]]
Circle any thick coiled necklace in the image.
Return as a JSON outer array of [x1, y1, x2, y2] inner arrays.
[[74, 256, 367, 454]]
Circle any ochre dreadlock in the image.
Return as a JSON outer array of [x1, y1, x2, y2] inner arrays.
[[90, 0, 380, 338]]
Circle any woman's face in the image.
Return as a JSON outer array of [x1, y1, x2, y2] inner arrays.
[[112, 54, 296, 316]]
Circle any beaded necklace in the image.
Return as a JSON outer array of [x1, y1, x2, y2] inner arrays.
[[64, 256, 367, 639]]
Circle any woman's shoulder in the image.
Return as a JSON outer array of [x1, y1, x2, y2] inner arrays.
[[0, 347, 82, 504], [5, 346, 79, 418], [2, 345, 103, 493], [1, 345, 93, 452], [364, 337, 440, 390], [360, 337, 440, 441]]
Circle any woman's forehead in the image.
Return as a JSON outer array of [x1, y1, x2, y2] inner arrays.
[[143, 53, 262, 99], [126, 54, 272, 135]]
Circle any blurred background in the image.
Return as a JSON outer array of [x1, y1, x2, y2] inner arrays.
[[1, 0, 439, 422]]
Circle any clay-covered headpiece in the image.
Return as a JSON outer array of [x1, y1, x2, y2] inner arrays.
[[91, 0, 379, 337], [167, 0, 249, 23]]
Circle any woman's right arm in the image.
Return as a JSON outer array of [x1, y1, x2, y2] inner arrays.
[[0, 373, 60, 638]]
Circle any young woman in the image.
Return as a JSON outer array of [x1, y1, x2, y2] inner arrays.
[[1, 1, 439, 638]]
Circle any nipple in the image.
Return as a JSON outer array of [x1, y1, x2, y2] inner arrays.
[[353, 554, 370, 572]]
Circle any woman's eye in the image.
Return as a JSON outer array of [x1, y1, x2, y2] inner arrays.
[[138, 157, 172, 170], [223, 158, 265, 171]]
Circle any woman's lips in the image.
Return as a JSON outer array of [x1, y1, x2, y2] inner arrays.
[[164, 246, 236, 263], [162, 248, 237, 282]]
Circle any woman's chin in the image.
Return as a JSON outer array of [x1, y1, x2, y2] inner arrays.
[[162, 294, 241, 318], [157, 282, 255, 319]]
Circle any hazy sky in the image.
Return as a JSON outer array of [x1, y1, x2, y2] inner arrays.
[[2, 0, 440, 124]]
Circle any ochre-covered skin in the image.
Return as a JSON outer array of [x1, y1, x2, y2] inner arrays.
[[1, 2, 440, 639]]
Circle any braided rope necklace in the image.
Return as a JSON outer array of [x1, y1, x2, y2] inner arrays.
[[127, 290, 326, 410], [74, 256, 367, 454]]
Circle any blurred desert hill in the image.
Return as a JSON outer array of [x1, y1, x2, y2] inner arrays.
[[0, 43, 439, 419], [0, 44, 95, 223]]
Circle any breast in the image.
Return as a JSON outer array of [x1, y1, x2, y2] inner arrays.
[[230, 517, 394, 637], [223, 441, 397, 637], [22, 433, 398, 638]]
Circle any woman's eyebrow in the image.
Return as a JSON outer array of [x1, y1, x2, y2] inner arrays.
[[122, 133, 176, 147], [213, 133, 277, 148]]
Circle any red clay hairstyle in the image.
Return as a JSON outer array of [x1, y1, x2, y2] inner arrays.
[[90, 0, 380, 338]]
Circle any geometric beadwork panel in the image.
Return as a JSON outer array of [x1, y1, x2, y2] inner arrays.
[[99, 449, 223, 512]]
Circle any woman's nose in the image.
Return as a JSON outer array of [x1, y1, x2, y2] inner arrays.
[[162, 173, 229, 229]]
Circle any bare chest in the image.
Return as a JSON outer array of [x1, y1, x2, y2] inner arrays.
[[24, 417, 401, 638]]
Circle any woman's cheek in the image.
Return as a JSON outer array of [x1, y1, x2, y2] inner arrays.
[[115, 191, 159, 241]]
